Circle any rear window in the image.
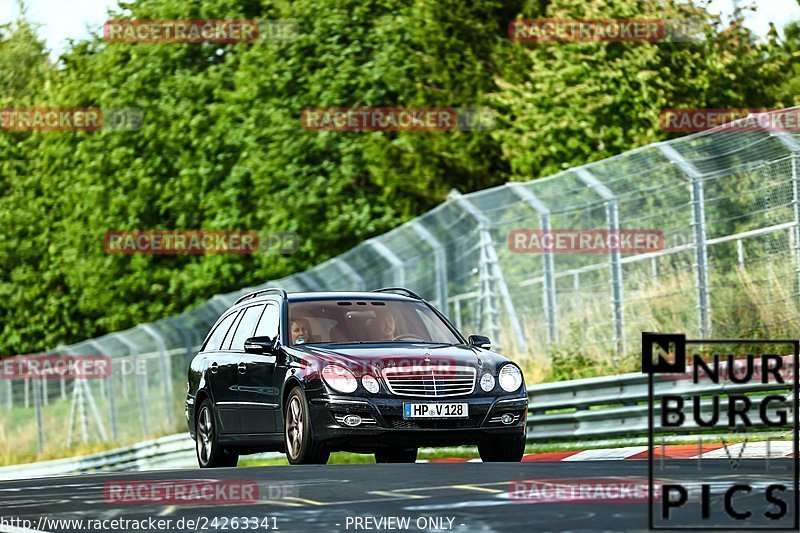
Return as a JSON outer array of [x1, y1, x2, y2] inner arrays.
[[203, 311, 239, 351]]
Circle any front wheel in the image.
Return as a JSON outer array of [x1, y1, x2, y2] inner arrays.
[[284, 387, 330, 465], [478, 434, 525, 462], [195, 399, 239, 468], [375, 447, 418, 463]]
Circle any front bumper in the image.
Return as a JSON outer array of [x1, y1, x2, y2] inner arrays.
[[308, 394, 527, 451]]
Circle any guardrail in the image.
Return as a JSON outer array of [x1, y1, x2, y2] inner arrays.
[[526, 371, 794, 440], [1, 371, 792, 480], [0, 434, 281, 481]]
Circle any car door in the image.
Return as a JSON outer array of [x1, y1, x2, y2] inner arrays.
[[237, 303, 281, 434], [203, 309, 241, 433]]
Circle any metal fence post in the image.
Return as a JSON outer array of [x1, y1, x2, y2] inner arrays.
[[453, 299, 463, 331], [83, 341, 107, 401], [39, 357, 48, 406], [449, 192, 527, 352], [33, 373, 44, 455], [507, 183, 558, 346], [793, 156, 800, 298], [477, 229, 501, 343], [90, 339, 118, 442], [62, 345, 109, 445], [56, 344, 66, 400], [772, 133, 800, 298], [574, 168, 626, 355], [116, 333, 150, 437], [330, 257, 366, 291], [408, 221, 448, 310], [140, 323, 175, 429], [367, 239, 405, 287], [657, 144, 711, 338]]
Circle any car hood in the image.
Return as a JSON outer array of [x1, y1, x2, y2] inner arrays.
[[287, 342, 511, 375]]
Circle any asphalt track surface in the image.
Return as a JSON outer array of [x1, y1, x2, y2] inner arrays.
[[0, 460, 796, 532]]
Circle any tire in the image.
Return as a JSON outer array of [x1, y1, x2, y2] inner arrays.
[[478, 434, 525, 462], [195, 399, 239, 468], [375, 447, 418, 463], [284, 387, 330, 465]]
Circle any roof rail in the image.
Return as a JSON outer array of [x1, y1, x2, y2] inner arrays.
[[372, 287, 423, 300], [235, 288, 288, 305]]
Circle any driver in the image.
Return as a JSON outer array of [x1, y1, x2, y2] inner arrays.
[[373, 310, 397, 340], [290, 318, 312, 344]]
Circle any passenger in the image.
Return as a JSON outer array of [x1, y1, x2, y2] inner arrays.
[[290, 318, 312, 344]]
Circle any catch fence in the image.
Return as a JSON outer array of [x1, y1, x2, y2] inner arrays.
[[2, 108, 800, 461]]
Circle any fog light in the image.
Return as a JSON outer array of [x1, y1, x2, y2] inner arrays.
[[500, 413, 514, 425], [343, 414, 362, 427]]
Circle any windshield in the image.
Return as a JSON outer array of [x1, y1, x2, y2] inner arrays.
[[287, 298, 461, 346]]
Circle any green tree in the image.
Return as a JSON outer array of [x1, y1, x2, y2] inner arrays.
[[490, 0, 792, 179], [1, 0, 799, 355], [0, 0, 519, 353]]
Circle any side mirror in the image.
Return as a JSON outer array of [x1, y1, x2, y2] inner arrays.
[[468, 335, 491, 350], [244, 336, 275, 355]]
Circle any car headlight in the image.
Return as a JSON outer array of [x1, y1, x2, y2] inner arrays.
[[479, 372, 495, 392], [321, 365, 358, 393], [498, 364, 523, 392], [362, 374, 380, 394]]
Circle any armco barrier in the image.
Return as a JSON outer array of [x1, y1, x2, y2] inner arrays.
[[527, 372, 794, 440], [2, 370, 792, 480], [0, 434, 281, 481]]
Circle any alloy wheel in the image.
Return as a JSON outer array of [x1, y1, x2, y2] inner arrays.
[[197, 406, 213, 466], [286, 396, 303, 460]]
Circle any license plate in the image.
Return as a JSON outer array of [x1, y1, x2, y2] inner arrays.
[[403, 402, 468, 419]]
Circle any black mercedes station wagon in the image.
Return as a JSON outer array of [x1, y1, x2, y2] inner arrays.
[[186, 288, 528, 467]]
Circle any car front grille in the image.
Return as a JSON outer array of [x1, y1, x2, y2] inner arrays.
[[382, 366, 476, 397]]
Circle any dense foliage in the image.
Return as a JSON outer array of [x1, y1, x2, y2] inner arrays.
[[1, 0, 798, 354]]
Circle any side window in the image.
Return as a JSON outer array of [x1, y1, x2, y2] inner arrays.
[[204, 311, 239, 351], [254, 304, 280, 339], [228, 304, 266, 351]]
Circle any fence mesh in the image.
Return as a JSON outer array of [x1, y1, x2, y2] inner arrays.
[[2, 108, 800, 462]]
